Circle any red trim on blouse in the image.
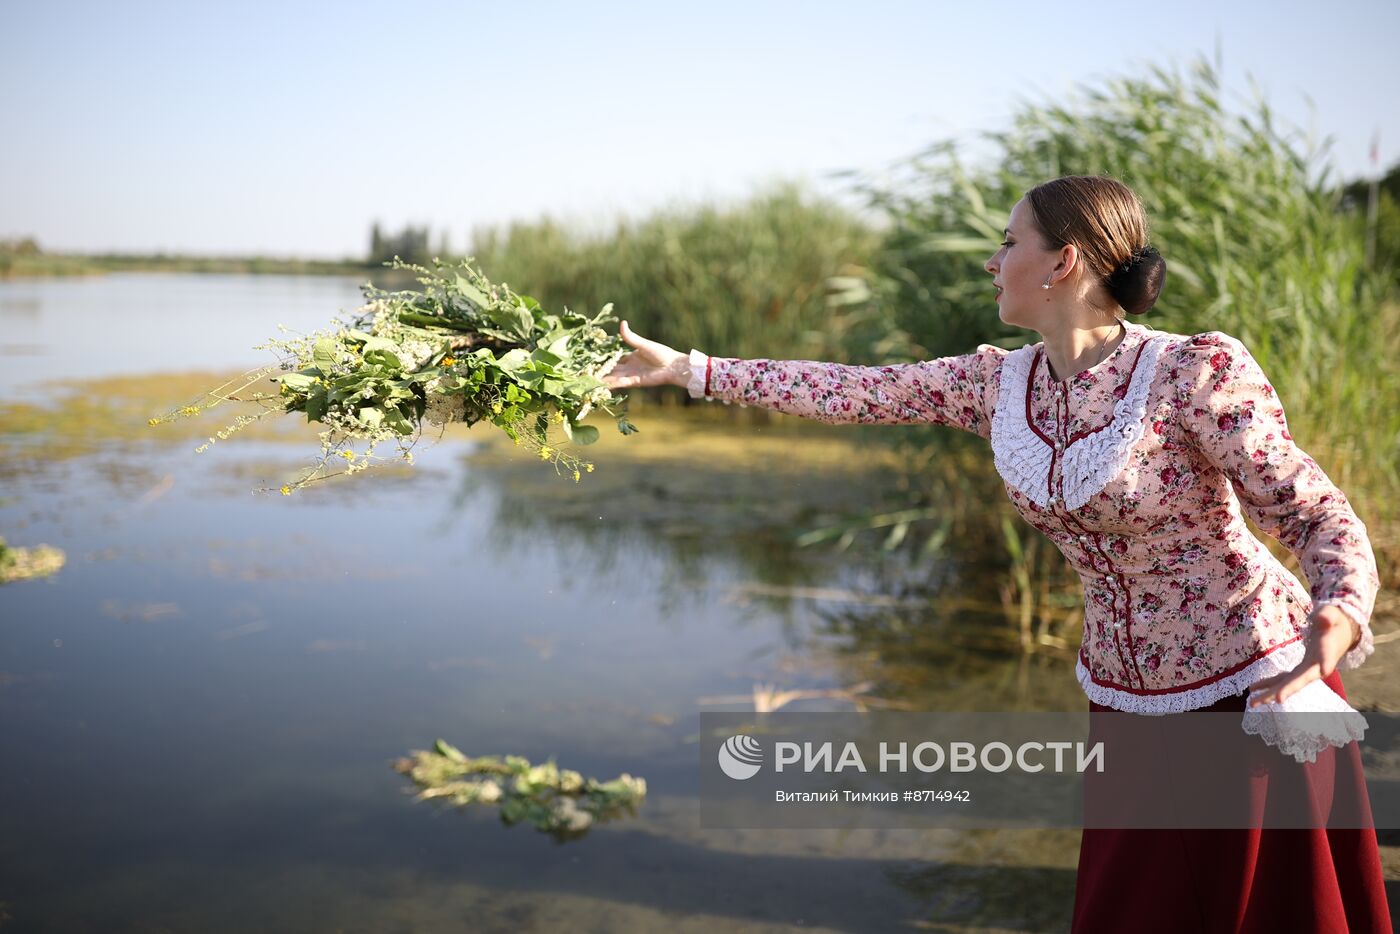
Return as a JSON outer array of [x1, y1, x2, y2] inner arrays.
[[1069, 522, 1139, 687], [1026, 349, 1055, 446], [704, 357, 713, 397], [1067, 337, 1152, 443], [1030, 336, 1151, 449]]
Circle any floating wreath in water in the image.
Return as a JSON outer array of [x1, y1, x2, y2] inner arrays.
[[394, 740, 647, 840], [0, 536, 65, 585], [150, 257, 637, 493]]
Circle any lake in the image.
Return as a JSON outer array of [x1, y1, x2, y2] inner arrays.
[[0, 273, 1096, 933]]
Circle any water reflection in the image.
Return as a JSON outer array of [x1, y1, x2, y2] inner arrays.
[[456, 419, 1088, 713], [0, 273, 365, 401]]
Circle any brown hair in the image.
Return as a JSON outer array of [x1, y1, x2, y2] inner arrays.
[[1024, 175, 1167, 316]]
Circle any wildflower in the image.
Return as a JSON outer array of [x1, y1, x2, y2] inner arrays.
[[585, 463, 594, 473], [280, 485, 292, 496], [340, 450, 356, 461], [553, 411, 566, 423], [441, 355, 456, 366], [491, 401, 503, 414], [572, 470, 581, 482], [477, 780, 502, 804], [537, 444, 553, 460], [180, 405, 200, 416], [147, 417, 161, 426]]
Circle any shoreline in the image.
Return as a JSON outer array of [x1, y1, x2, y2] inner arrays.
[[0, 253, 431, 282]]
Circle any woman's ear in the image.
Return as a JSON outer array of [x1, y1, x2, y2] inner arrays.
[[1054, 243, 1080, 280]]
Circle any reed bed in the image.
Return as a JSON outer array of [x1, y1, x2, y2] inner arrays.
[[470, 184, 891, 376]]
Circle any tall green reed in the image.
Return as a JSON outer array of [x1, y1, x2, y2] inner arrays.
[[470, 184, 895, 381]]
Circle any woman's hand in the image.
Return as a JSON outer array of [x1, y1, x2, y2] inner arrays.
[[601, 320, 691, 389], [1246, 604, 1361, 707]]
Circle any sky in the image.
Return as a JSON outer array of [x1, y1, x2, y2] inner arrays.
[[2, 0, 1397, 259]]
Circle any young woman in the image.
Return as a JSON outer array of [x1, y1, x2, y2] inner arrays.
[[601, 175, 1392, 932]]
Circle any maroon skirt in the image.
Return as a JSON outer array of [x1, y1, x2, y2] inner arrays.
[[1071, 671, 1393, 933]]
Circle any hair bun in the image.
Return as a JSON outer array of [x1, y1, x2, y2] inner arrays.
[[1107, 245, 1167, 315]]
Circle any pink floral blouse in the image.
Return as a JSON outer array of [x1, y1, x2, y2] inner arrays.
[[686, 319, 1380, 713]]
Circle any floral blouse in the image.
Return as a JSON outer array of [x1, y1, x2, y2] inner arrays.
[[686, 319, 1381, 714]]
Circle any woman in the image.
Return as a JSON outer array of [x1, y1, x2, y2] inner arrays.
[[600, 175, 1390, 932]]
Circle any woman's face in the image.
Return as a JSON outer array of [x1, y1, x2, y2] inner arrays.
[[984, 199, 1057, 329]]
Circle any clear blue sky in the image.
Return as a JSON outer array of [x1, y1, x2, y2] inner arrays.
[[3, 0, 1396, 259]]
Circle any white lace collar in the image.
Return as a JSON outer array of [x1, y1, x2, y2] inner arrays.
[[991, 322, 1170, 511]]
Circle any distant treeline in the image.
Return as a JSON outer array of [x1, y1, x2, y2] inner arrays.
[[0, 247, 376, 280], [0, 220, 444, 279]]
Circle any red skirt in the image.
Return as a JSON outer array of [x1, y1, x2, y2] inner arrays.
[[1072, 671, 1393, 933]]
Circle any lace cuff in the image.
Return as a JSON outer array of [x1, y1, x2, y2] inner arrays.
[[1311, 598, 1374, 670], [1241, 679, 1368, 764], [686, 349, 711, 399]]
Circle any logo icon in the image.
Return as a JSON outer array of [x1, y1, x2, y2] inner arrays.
[[718, 734, 764, 780]]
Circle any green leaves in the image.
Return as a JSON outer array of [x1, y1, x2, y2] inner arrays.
[[434, 739, 468, 763], [312, 338, 339, 374], [395, 741, 647, 839], [492, 348, 532, 374], [279, 372, 318, 392], [345, 329, 399, 354], [493, 303, 533, 340], [453, 275, 490, 309], [362, 348, 403, 370], [222, 257, 633, 492], [558, 417, 599, 445]]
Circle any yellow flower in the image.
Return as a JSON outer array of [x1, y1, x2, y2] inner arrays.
[[147, 417, 161, 427], [553, 411, 566, 423], [280, 485, 292, 496], [441, 356, 457, 366], [572, 470, 581, 482], [585, 463, 594, 473], [180, 405, 200, 416], [491, 401, 503, 414], [339, 450, 356, 461]]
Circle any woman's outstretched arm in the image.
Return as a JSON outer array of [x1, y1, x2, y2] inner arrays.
[[602, 321, 1011, 439]]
